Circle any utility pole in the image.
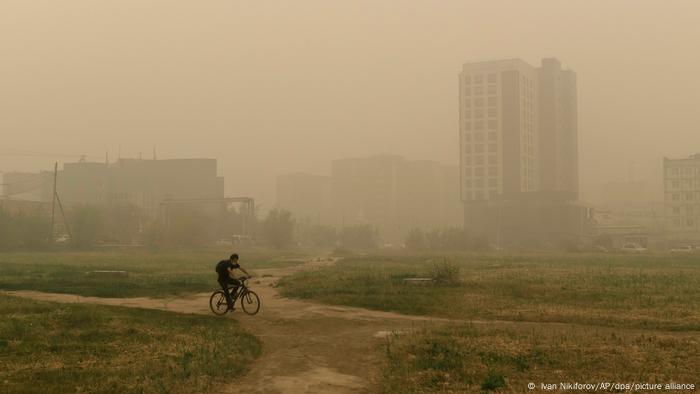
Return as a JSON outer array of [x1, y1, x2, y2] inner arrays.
[[49, 162, 58, 241]]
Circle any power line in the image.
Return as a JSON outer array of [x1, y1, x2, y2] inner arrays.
[[0, 148, 98, 159]]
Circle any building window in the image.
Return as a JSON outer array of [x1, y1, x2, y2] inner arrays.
[[464, 110, 472, 119], [464, 122, 471, 131], [488, 120, 498, 130], [687, 219, 695, 227], [488, 85, 497, 95], [488, 108, 498, 117], [463, 155, 472, 165], [475, 75, 483, 84], [475, 156, 484, 166], [488, 143, 497, 153], [464, 87, 471, 95], [464, 76, 471, 84], [475, 97, 484, 107], [464, 167, 472, 176], [488, 97, 497, 106], [475, 121, 484, 130], [686, 193, 693, 201], [672, 180, 679, 189], [673, 194, 680, 201], [475, 133, 484, 142], [488, 131, 497, 140], [475, 109, 484, 118], [488, 155, 497, 165], [464, 179, 472, 187], [673, 207, 681, 215], [488, 178, 498, 187], [475, 179, 484, 188], [475, 191, 484, 200], [464, 99, 471, 107], [488, 73, 497, 83], [475, 86, 484, 95], [475, 144, 484, 153]]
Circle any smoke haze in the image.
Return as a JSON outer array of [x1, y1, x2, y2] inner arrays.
[[2, 0, 700, 208]]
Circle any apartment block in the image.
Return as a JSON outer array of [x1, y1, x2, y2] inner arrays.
[[664, 154, 700, 239]]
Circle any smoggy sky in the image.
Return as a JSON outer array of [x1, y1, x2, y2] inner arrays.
[[2, 0, 699, 209]]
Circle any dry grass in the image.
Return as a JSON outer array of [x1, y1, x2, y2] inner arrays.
[[0, 294, 261, 393], [383, 323, 699, 393]]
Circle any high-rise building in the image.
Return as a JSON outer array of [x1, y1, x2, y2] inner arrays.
[[664, 154, 700, 239], [459, 58, 588, 242]]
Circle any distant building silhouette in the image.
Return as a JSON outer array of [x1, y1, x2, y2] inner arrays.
[[275, 173, 332, 226], [330, 155, 462, 242]]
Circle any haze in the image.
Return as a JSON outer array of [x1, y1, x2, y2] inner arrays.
[[2, 0, 700, 208]]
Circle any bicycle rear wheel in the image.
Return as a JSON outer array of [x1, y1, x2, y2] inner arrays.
[[210, 290, 229, 316], [240, 290, 260, 315]]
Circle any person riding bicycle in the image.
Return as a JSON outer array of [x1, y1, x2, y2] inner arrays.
[[215, 253, 251, 311]]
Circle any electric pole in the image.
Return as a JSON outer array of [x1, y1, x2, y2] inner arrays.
[[49, 162, 58, 241]]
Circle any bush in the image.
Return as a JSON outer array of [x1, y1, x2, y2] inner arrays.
[[431, 260, 461, 286], [481, 370, 506, 391]]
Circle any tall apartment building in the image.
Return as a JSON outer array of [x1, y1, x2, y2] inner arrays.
[[459, 58, 587, 242], [664, 154, 700, 240]]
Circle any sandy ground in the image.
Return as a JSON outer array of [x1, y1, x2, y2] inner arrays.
[[5, 258, 447, 394]]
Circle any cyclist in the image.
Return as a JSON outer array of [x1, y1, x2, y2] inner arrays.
[[215, 253, 252, 311]]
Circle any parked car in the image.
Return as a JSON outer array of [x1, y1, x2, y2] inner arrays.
[[215, 238, 233, 246], [621, 243, 648, 253], [54, 234, 71, 244], [670, 245, 695, 254]]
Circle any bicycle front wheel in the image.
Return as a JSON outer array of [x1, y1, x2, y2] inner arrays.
[[210, 290, 229, 316], [240, 290, 260, 315]]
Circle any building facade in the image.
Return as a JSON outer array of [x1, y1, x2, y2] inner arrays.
[[330, 155, 462, 243], [276, 173, 332, 226], [459, 58, 587, 243], [664, 154, 700, 240]]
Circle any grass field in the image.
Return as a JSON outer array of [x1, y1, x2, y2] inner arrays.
[[383, 323, 699, 393], [278, 253, 700, 392], [0, 294, 261, 393], [0, 249, 308, 298], [279, 253, 700, 330]]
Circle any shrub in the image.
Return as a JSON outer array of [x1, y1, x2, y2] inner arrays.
[[431, 260, 461, 286], [481, 370, 506, 391]]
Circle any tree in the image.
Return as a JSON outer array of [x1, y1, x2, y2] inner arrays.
[[339, 224, 377, 250], [165, 206, 213, 247], [308, 225, 337, 248], [0, 208, 20, 251], [405, 228, 425, 251], [16, 210, 50, 250], [262, 208, 295, 249], [71, 204, 103, 249]]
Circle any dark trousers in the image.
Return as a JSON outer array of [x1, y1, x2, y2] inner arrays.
[[218, 277, 240, 309]]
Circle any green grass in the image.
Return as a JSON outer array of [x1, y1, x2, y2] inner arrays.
[[278, 253, 700, 392], [278, 253, 700, 330], [0, 249, 308, 298], [383, 323, 699, 393], [0, 294, 262, 393]]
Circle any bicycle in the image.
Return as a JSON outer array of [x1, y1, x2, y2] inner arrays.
[[209, 277, 261, 316]]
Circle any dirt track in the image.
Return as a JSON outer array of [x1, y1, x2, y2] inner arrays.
[[5, 258, 447, 394]]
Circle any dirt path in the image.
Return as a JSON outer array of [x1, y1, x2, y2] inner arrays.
[[4, 258, 447, 394]]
